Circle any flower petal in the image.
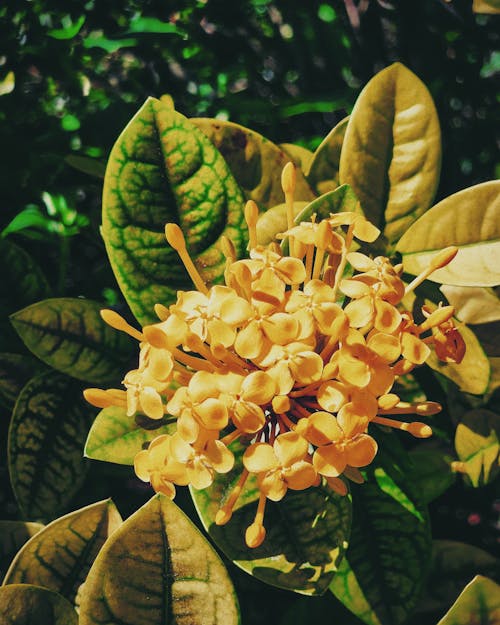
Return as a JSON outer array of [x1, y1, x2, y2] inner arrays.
[[243, 442, 278, 473], [274, 431, 308, 467], [258, 471, 287, 501], [241, 370, 276, 404], [346, 434, 378, 467], [284, 461, 317, 490], [205, 439, 234, 473], [313, 445, 347, 477]]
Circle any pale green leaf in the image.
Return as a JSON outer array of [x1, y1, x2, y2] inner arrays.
[[440, 285, 500, 324], [278, 143, 314, 172], [307, 116, 349, 195], [454, 409, 500, 487], [255, 201, 309, 246], [437, 575, 500, 625]]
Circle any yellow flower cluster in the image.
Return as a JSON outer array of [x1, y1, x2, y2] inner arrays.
[[85, 164, 465, 548]]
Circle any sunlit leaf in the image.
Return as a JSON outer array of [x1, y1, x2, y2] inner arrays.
[[294, 184, 361, 223], [192, 118, 315, 208], [3, 500, 122, 607], [0, 353, 46, 409], [0, 71, 15, 96], [307, 116, 349, 195], [47, 15, 85, 39], [278, 143, 314, 171], [440, 285, 500, 324], [454, 409, 500, 487], [102, 97, 247, 325], [10, 298, 135, 385], [0, 584, 77, 625], [79, 494, 240, 625], [83, 35, 138, 52], [8, 371, 93, 520], [339, 63, 441, 243], [126, 16, 185, 35], [397, 181, 500, 286], [437, 575, 500, 625], [191, 442, 351, 596], [473, 0, 500, 13], [85, 406, 176, 465], [0, 521, 44, 579], [65, 155, 106, 179], [408, 446, 456, 504], [255, 201, 309, 246]]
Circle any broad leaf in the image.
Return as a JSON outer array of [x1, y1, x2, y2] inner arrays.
[[191, 443, 351, 595], [330, 438, 431, 625], [79, 494, 240, 625], [85, 406, 176, 465], [440, 285, 500, 324], [437, 576, 500, 625], [408, 446, 456, 504], [0, 353, 46, 409], [65, 154, 106, 179], [397, 181, 500, 286], [0, 521, 44, 579], [102, 97, 248, 325], [192, 118, 314, 208], [294, 184, 361, 223], [10, 297, 135, 385], [454, 409, 500, 487], [0, 584, 77, 625], [3, 500, 122, 607], [279, 143, 314, 172], [255, 201, 309, 246], [8, 371, 93, 520], [307, 116, 349, 195], [339, 63, 441, 243]]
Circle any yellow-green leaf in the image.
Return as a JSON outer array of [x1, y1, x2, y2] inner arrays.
[[0, 353, 46, 409], [3, 500, 122, 607], [454, 409, 500, 487], [10, 298, 134, 385], [191, 443, 351, 596], [0, 522, 44, 579], [473, 0, 500, 13], [84, 406, 176, 465], [8, 371, 93, 520], [192, 118, 315, 208], [79, 494, 240, 625], [440, 286, 500, 324], [0, 584, 77, 625], [255, 201, 309, 246], [279, 143, 314, 172], [339, 63, 441, 243], [397, 181, 500, 286], [307, 116, 349, 195], [437, 576, 500, 625], [103, 98, 248, 325]]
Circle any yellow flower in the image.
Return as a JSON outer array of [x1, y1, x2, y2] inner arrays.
[[134, 435, 189, 498]]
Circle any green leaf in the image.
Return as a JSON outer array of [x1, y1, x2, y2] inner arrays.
[[126, 16, 185, 35], [191, 117, 315, 208], [255, 201, 309, 246], [330, 440, 431, 625], [8, 371, 93, 520], [84, 406, 176, 465], [396, 181, 500, 287], [102, 97, 247, 325], [191, 443, 351, 595], [307, 116, 349, 195], [65, 155, 106, 179], [440, 286, 500, 325], [0, 522, 44, 579], [47, 15, 85, 40], [1, 206, 55, 237], [294, 184, 361, 223], [339, 62, 441, 243], [10, 298, 134, 385], [0, 584, 77, 625], [437, 576, 500, 625], [408, 446, 456, 504], [83, 35, 138, 52], [0, 70, 15, 96], [278, 143, 314, 172], [4, 500, 122, 607], [0, 353, 46, 409], [79, 494, 240, 625], [454, 409, 500, 487]]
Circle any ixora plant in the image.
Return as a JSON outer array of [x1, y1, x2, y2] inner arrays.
[[2, 63, 500, 624]]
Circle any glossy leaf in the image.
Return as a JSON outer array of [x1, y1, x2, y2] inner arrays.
[[278, 143, 314, 171], [0, 584, 77, 625], [192, 118, 314, 208], [65, 155, 106, 179], [3, 500, 122, 607], [102, 98, 247, 325], [10, 297, 135, 385], [79, 494, 240, 625], [8, 371, 93, 520], [339, 62, 441, 243], [0, 522, 44, 579], [307, 116, 349, 195], [440, 285, 500, 324], [191, 443, 351, 595], [397, 181, 500, 286], [330, 440, 431, 625], [408, 447, 456, 504], [454, 409, 500, 487], [0, 353, 46, 409], [85, 406, 176, 465], [437, 576, 500, 625]]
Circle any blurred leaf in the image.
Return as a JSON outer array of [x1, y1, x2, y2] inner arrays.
[[102, 97, 247, 325], [307, 116, 349, 194], [397, 181, 500, 287], [0, 353, 46, 409], [8, 371, 93, 520], [339, 63, 441, 243], [473, 0, 500, 13], [0, 71, 15, 96], [10, 298, 135, 385], [47, 15, 85, 40], [192, 117, 315, 208], [83, 35, 138, 52], [256, 201, 309, 246], [191, 442, 351, 596], [278, 143, 314, 171], [454, 409, 500, 487], [4, 500, 122, 608], [126, 17, 185, 35], [408, 446, 456, 504], [65, 155, 106, 179], [2, 206, 55, 238], [84, 406, 176, 465], [61, 114, 80, 132], [440, 286, 500, 324], [0, 584, 77, 625], [79, 495, 240, 625], [437, 576, 500, 624], [0, 521, 44, 579]]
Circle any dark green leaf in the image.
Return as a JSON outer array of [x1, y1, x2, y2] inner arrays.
[[0, 584, 77, 625], [10, 298, 135, 385], [0, 353, 46, 409], [437, 576, 500, 625], [0, 521, 44, 579], [79, 495, 240, 625], [407, 446, 456, 504], [64, 155, 106, 179]]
